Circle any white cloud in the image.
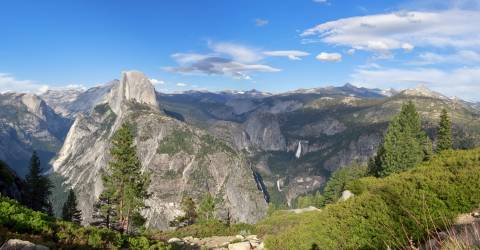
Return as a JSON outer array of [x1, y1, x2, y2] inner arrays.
[[0, 73, 49, 94], [350, 66, 480, 101], [316, 52, 342, 62], [301, 10, 480, 52], [176, 82, 188, 87], [263, 50, 310, 60], [410, 50, 480, 65], [149, 78, 165, 85], [255, 18, 269, 27], [210, 42, 262, 63], [313, 0, 328, 3]]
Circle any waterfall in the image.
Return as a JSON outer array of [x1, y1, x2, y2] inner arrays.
[[295, 141, 302, 158]]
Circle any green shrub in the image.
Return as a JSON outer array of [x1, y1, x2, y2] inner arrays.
[[155, 220, 254, 239], [258, 148, 480, 249]]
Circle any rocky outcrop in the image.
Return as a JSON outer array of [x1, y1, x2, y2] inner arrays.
[[107, 71, 158, 116], [53, 71, 267, 228]]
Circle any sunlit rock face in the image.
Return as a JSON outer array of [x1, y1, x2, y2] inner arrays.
[[0, 92, 71, 176], [53, 71, 268, 229]]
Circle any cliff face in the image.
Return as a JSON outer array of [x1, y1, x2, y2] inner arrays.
[[0, 93, 71, 176], [52, 71, 267, 228]]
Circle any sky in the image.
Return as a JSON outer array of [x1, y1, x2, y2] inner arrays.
[[1, 0, 480, 101]]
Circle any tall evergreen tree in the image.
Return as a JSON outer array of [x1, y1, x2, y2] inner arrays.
[[371, 102, 430, 177], [99, 123, 150, 234], [62, 188, 82, 224], [197, 193, 215, 221], [437, 108, 453, 152], [23, 151, 53, 213]]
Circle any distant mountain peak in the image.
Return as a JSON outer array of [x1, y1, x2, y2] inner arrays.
[[401, 85, 447, 99], [18, 93, 47, 119], [107, 71, 158, 115]]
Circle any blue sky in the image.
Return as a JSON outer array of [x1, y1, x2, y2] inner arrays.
[[1, 0, 480, 101]]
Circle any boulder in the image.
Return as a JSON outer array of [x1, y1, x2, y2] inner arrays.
[[228, 241, 252, 250], [0, 239, 49, 250], [339, 190, 354, 202]]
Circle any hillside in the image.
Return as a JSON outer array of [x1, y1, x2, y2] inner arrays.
[[256, 148, 480, 249]]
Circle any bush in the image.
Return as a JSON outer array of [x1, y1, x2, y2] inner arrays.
[[258, 148, 480, 249]]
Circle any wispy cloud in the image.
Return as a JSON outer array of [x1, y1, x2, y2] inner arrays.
[[316, 52, 342, 62], [210, 42, 263, 63], [301, 10, 480, 53], [166, 55, 280, 80], [263, 50, 309, 60], [351, 66, 480, 101], [150, 78, 165, 85], [409, 50, 480, 65], [0, 73, 49, 94], [176, 82, 189, 87], [166, 42, 283, 80], [255, 18, 269, 27]]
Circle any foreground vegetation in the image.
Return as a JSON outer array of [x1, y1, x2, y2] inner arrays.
[[0, 196, 172, 249], [257, 148, 480, 249]]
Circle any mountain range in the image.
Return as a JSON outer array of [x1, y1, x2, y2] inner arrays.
[[1, 71, 479, 228]]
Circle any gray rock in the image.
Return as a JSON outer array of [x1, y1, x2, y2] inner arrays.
[[0, 239, 49, 250], [339, 190, 354, 202], [228, 241, 252, 250]]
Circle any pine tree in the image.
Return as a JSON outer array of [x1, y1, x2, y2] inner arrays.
[[23, 151, 53, 213], [181, 196, 197, 225], [437, 108, 453, 152], [373, 102, 430, 177], [92, 189, 117, 229], [99, 123, 150, 234], [169, 195, 197, 227], [62, 189, 82, 224], [197, 193, 215, 221]]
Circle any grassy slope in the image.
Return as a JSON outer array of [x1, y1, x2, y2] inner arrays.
[[256, 148, 480, 249]]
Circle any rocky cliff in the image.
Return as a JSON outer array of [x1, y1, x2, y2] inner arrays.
[[0, 93, 71, 176], [52, 71, 267, 228]]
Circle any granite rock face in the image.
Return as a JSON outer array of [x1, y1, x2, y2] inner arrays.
[[53, 71, 267, 228], [0, 93, 71, 176]]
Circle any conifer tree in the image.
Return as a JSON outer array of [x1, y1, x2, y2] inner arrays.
[[198, 193, 215, 221], [181, 196, 197, 225], [92, 189, 116, 229], [437, 108, 453, 152], [62, 188, 82, 224], [99, 123, 150, 234], [372, 102, 430, 177], [23, 151, 53, 213]]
